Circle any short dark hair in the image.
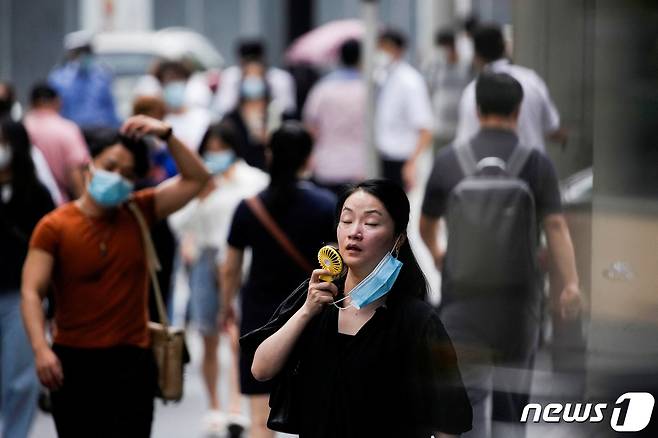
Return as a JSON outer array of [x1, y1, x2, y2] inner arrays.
[[463, 14, 480, 35], [378, 28, 407, 50], [339, 39, 361, 67], [473, 24, 505, 62], [475, 72, 523, 117], [435, 29, 455, 47], [154, 60, 192, 83], [30, 82, 58, 105], [84, 128, 150, 179], [198, 121, 242, 158], [237, 38, 265, 61]]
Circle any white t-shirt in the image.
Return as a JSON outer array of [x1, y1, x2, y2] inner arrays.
[[455, 59, 560, 151], [212, 65, 296, 119], [165, 107, 211, 151], [168, 161, 269, 261], [375, 61, 434, 161]]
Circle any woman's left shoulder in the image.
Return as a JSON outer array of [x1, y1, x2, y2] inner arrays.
[[391, 298, 439, 335]]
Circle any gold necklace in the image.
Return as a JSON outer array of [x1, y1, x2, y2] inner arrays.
[[76, 200, 114, 256]]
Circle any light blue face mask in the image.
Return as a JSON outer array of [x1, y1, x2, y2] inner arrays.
[[88, 168, 134, 207], [204, 150, 236, 175], [240, 77, 266, 100], [334, 237, 404, 310], [163, 81, 186, 110]]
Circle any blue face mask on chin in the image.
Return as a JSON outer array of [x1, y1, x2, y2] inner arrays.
[[88, 168, 134, 207], [204, 150, 236, 175], [335, 238, 404, 310], [240, 77, 266, 100]]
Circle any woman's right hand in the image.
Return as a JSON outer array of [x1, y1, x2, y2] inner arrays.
[[303, 269, 339, 317], [35, 346, 64, 390]]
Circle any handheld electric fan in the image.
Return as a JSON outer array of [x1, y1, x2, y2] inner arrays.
[[317, 245, 345, 282]]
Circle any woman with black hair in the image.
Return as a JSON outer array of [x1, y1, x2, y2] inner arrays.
[[220, 60, 283, 171], [168, 121, 268, 434], [21, 115, 210, 437], [0, 119, 54, 438], [220, 122, 336, 438], [245, 179, 473, 438]]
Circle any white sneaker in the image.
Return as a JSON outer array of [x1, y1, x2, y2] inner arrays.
[[202, 410, 228, 437]]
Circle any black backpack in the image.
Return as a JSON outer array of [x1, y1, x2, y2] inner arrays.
[[445, 142, 537, 290]]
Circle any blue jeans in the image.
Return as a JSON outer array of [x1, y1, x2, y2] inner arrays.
[[0, 291, 39, 438]]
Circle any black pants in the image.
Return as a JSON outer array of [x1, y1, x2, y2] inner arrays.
[[380, 158, 405, 190], [51, 344, 157, 438]]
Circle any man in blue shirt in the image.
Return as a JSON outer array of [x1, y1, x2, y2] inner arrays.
[[48, 30, 120, 129]]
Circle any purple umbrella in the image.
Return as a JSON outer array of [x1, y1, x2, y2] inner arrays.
[[285, 19, 365, 66]]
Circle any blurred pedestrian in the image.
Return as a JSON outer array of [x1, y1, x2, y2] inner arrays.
[[156, 61, 212, 152], [420, 72, 582, 438], [375, 28, 434, 191], [0, 81, 63, 205], [48, 30, 120, 129], [21, 115, 210, 437], [221, 60, 282, 171], [303, 39, 367, 194], [245, 179, 472, 437], [0, 120, 55, 438], [168, 121, 268, 435], [423, 29, 474, 148], [455, 24, 567, 151], [213, 38, 296, 119], [24, 83, 90, 202], [220, 122, 336, 438], [0, 82, 21, 121]]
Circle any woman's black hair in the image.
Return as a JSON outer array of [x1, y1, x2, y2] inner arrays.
[[198, 120, 243, 159], [336, 179, 429, 303], [0, 119, 42, 204], [83, 127, 150, 179], [263, 121, 312, 215]]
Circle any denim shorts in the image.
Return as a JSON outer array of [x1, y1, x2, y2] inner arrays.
[[187, 247, 220, 336]]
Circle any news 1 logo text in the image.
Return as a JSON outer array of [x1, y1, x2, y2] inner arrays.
[[521, 392, 655, 432]]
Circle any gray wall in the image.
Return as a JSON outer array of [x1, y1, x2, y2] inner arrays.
[[513, 0, 594, 179], [0, 0, 79, 104], [153, 0, 286, 68]]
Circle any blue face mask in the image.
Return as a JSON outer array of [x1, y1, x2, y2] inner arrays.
[[163, 81, 186, 110], [88, 168, 134, 207], [204, 150, 236, 175], [335, 238, 404, 310], [240, 77, 266, 100]]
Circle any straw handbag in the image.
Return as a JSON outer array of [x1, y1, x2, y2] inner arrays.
[[129, 202, 189, 402]]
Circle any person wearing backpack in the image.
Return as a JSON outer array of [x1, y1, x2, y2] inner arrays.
[[419, 72, 582, 438]]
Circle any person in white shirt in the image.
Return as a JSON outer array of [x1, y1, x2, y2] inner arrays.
[[455, 24, 567, 151], [423, 29, 475, 147], [375, 29, 434, 191], [213, 39, 296, 120], [157, 61, 212, 151], [168, 121, 268, 436]]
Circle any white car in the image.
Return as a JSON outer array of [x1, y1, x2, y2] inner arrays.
[[92, 27, 224, 118]]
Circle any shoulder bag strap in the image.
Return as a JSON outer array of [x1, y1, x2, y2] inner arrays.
[[454, 142, 478, 177], [506, 142, 533, 177], [128, 202, 169, 328], [245, 196, 314, 274]]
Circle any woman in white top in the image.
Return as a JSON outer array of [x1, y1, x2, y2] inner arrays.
[[168, 121, 269, 434]]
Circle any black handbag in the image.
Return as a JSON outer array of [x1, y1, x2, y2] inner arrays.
[[240, 281, 309, 433], [266, 355, 302, 433]]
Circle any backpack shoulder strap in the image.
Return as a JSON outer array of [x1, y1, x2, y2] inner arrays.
[[506, 143, 532, 177], [454, 142, 478, 177]]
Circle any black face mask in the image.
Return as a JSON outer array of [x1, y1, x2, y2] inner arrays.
[[0, 99, 12, 117]]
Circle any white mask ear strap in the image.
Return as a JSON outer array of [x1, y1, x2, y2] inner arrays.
[[392, 234, 404, 258]]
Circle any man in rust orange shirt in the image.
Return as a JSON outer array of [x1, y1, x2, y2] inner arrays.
[[21, 115, 210, 437]]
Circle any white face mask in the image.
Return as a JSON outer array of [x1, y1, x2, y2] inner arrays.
[[375, 50, 394, 69], [0, 143, 12, 170]]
